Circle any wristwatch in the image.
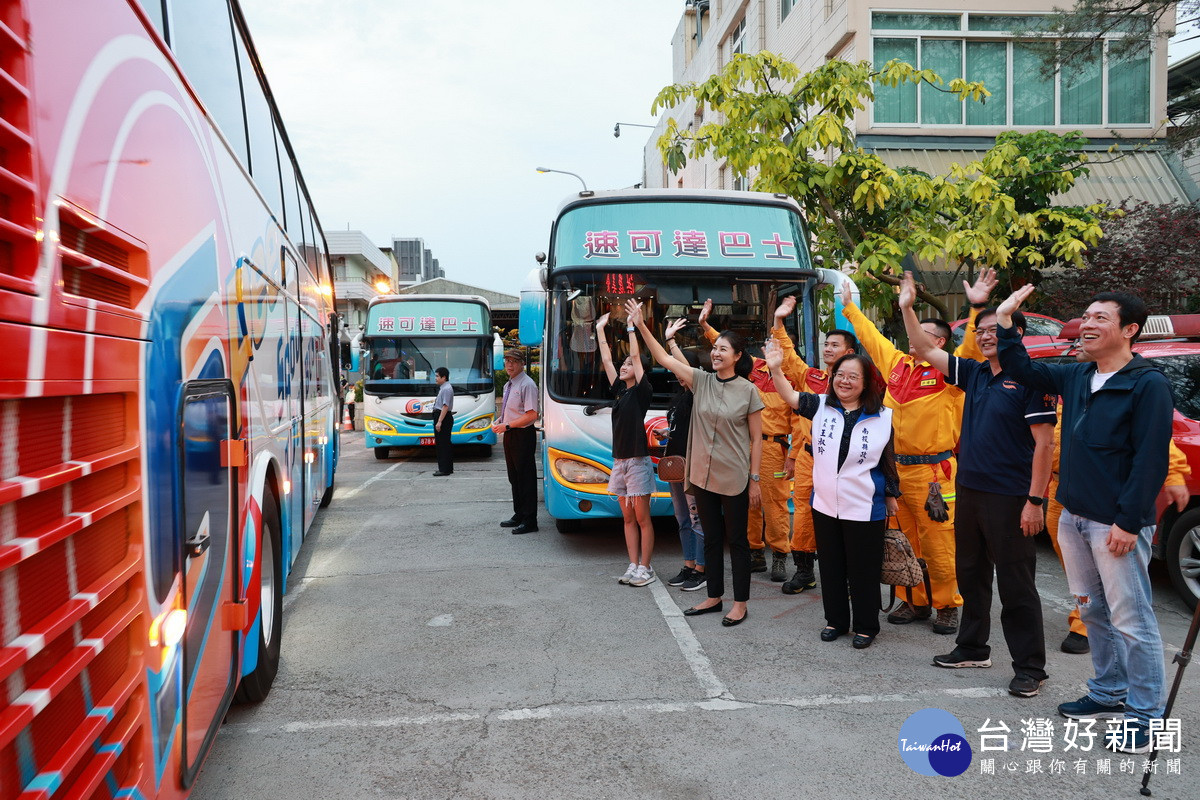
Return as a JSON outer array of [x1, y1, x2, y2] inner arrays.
[[749, 473, 760, 482], [1026, 495, 1044, 506]]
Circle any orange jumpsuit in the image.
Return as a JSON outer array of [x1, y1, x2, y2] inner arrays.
[[843, 302, 964, 611], [771, 324, 830, 554], [703, 327, 794, 554], [1045, 408, 1191, 637]]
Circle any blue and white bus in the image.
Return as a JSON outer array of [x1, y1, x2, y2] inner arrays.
[[363, 294, 500, 458], [520, 189, 846, 533]]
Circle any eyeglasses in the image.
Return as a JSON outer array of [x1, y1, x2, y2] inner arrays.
[[976, 326, 998, 336]]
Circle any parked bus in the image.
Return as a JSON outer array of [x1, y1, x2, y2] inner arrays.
[[520, 188, 851, 533], [0, 2, 339, 798], [363, 294, 500, 458]]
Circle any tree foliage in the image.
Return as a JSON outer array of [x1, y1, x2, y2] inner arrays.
[[652, 53, 1107, 318], [1039, 1, 1189, 64], [1034, 201, 1200, 319]]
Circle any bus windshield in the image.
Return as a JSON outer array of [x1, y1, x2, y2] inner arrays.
[[366, 336, 493, 396], [546, 271, 811, 406]]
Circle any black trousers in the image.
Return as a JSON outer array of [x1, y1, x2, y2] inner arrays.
[[954, 485, 1047, 680], [503, 426, 538, 525], [435, 413, 454, 473], [692, 484, 751, 602], [811, 509, 885, 636]]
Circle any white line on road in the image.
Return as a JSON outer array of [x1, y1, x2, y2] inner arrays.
[[338, 459, 407, 500], [647, 578, 731, 700]]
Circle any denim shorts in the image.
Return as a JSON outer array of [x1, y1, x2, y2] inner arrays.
[[608, 456, 656, 498]]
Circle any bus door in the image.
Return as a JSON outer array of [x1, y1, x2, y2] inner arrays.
[[178, 381, 239, 787]]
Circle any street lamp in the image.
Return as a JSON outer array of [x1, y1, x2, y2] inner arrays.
[[536, 166, 591, 194], [613, 122, 656, 138]]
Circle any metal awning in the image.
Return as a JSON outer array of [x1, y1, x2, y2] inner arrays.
[[870, 147, 1189, 207]]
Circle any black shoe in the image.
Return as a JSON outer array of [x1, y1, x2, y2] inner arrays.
[[852, 633, 876, 649], [1061, 632, 1091, 654], [820, 626, 848, 642], [683, 602, 723, 617], [433, 471, 452, 477], [667, 567, 695, 587], [749, 548, 767, 573], [1008, 674, 1045, 698], [770, 552, 788, 582], [721, 610, 748, 627], [500, 517, 521, 528], [511, 522, 539, 535], [782, 552, 816, 594]]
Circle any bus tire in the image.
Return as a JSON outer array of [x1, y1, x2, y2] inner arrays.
[[374, 447, 390, 460], [1166, 508, 1200, 611], [555, 517, 582, 534], [319, 479, 335, 508], [479, 445, 493, 458], [235, 497, 283, 704]]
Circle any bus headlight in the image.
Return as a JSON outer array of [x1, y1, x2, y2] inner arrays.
[[462, 415, 493, 431], [365, 417, 397, 434], [555, 457, 608, 484]]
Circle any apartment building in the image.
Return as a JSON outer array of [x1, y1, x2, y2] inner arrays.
[[646, 1, 1193, 213], [328, 229, 395, 332], [393, 237, 445, 285]]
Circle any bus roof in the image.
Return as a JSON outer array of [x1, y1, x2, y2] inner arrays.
[[552, 188, 803, 217], [368, 293, 491, 309]]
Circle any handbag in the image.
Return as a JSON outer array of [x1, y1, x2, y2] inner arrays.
[[880, 518, 931, 611], [657, 455, 686, 483]]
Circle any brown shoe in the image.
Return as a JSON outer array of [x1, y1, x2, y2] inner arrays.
[[886, 602, 931, 625], [932, 607, 959, 635], [749, 548, 767, 573]]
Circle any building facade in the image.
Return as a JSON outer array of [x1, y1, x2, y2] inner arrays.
[[393, 237, 445, 286], [646, 1, 1191, 212]]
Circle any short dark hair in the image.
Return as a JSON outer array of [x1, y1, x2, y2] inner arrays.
[[435, 366, 449, 379], [716, 330, 753, 379], [826, 353, 886, 414], [977, 308, 1025, 336], [826, 329, 859, 353], [1088, 291, 1149, 343], [919, 317, 952, 345]]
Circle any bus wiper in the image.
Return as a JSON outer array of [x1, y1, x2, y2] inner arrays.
[[583, 401, 613, 416]]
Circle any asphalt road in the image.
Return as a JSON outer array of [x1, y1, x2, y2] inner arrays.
[[192, 432, 1199, 800]]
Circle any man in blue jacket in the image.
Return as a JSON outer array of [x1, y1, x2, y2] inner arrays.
[[995, 286, 1173, 756]]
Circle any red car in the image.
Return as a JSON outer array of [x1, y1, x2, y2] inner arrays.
[[1034, 314, 1200, 609], [952, 311, 1065, 351]]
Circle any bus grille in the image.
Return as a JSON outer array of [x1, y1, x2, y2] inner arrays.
[[0, 0, 37, 296], [0, 391, 146, 799]]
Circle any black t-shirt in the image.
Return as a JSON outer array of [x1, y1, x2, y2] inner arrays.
[[664, 389, 693, 457], [611, 377, 653, 459]]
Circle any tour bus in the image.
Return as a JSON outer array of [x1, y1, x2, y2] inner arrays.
[[520, 188, 849, 533], [0, 2, 339, 798], [363, 294, 500, 458]]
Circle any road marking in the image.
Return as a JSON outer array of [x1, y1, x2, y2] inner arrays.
[[647, 578, 730, 699], [427, 614, 453, 627], [338, 459, 407, 500]]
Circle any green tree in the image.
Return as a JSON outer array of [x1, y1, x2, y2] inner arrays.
[[653, 53, 1107, 318]]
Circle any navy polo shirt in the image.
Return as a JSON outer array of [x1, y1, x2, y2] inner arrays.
[[945, 356, 1057, 496]]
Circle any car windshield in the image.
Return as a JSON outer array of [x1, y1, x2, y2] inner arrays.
[[1153, 354, 1200, 420], [545, 272, 813, 406]]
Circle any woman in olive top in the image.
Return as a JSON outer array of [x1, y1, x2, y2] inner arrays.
[[626, 299, 762, 627]]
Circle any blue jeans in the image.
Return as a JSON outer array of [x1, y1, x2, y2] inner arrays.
[[1057, 510, 1165, 724], [669, 482, 704, 567]]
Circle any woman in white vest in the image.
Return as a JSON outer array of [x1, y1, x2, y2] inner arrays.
[[764, 342, 900, 649]]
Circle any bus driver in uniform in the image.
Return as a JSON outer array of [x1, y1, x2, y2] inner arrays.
[[493, 348, 540, 534]]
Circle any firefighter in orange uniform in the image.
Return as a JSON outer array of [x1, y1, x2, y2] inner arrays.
[[768, 296, 859, 593], [697, 300, 793, 580], [840, 278, 968, 634]]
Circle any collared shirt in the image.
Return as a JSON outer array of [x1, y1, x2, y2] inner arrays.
[[500, 370, 538, 426], [945, 356, 1056, 496], [703, 327, 795, 437], [684, 368, 764, 496], [433, 381, 454, 413]]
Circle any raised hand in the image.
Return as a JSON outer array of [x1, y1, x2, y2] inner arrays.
[[839, 280, 852, 309], [774, 295, 796, 324], [996, 284, 1036, 326], [665, 317, 687, 339], [898, 271, 917, 310], [763, 338, 784, 370], [624, 298, 644, 328], [698, 298, 713, 326], [595, 311, 610, 333], [964, 267, 998, 306]]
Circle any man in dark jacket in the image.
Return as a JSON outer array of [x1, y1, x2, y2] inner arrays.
[[995, 287, 1173, 756]]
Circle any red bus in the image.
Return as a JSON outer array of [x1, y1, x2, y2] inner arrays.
[[0, 1, 340, 797]]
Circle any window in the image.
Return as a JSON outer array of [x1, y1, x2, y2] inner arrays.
[[781, 0, 794, 21], [168, 0, 249, 164], [237, 35, 282, 216], [730, 16, 746, 57], [870, 12, 1152, 127]]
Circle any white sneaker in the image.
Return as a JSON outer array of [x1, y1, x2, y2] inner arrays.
[[618, 562, 638, 584], [629, 565, 657, 587]]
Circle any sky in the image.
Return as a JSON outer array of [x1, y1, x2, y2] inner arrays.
[[240, 0, 686, 296]]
